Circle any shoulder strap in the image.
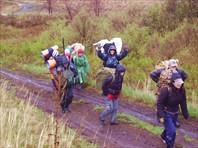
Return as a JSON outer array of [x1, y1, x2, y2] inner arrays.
[[167, 86, 172, 96], [107, 74, 115, 87]]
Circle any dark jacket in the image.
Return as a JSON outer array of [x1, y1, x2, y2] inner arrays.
[[157, 85, 189, 119], [98, 50, 128, 68], [150, 68, 188, 83], [55, 55, 77, 86], [102, 64, 126, 97]]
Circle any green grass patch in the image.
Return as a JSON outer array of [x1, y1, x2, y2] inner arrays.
[[93, 105, 104, 111], [0, 80, 97, 147], [117, 113, 163, 135], [73, 99, 87, 104], [184, 135, 193, 142]]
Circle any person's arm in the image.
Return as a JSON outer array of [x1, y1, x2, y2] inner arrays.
[[116, 50, 128, 61], [102, 75, 113, 96], [177, 69, 188, 81], [97, 50, 108, 61], [150, 68, 164, 83], [180, 88, 189, 119], [157, 87, 169, 120]]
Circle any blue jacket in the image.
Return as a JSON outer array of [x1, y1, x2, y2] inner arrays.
[[98, 50, 128, 68]]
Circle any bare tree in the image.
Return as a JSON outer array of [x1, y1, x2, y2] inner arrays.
[[63, 0, 73, 20], [63, 0, 85, 21], [91, 0, 102, 17], [43, 0, 53, 14]]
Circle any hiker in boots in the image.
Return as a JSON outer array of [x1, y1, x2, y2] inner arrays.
[[99, 64, 126, 125], [150, 59, 188, 127], [59, 57, 77, 113], [97, 43, 128, 68], [157, 73, 189, 148]]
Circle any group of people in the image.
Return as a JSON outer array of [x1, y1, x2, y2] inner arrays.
[[42, 43, 90, 113], [42, 39, 189, 148]]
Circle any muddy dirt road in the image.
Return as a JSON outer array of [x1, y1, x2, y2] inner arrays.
[[0, 69, 198, 147]]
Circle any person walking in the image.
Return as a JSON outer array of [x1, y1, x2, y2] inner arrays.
[[157, 73, 189, 148], [150, 59, 188, 127], [59, 57, 77, 113], [99, 64, 126, 125]]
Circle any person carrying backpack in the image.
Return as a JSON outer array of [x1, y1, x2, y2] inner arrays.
[[150, 59, 188, 127], [157, 73, 189, 148], [58, 56, 77, 113], [150, 59, 188, 86], [97, 43, 128, 68], [99, 64, 126, 125]]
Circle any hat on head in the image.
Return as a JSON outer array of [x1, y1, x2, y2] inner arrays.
[[171, 73, 184, 85], [64, 48, 70, 56], [78, 49, 84, 55], [169, 59, 178, 67], [174, 78, 184, 85], [109, 45, 116, 51]]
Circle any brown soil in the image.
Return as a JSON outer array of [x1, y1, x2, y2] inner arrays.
[[1, 69, 198, 148]]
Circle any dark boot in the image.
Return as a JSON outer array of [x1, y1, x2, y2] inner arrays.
[[99, 117, 105, 125], [110, 120, 119, 125]]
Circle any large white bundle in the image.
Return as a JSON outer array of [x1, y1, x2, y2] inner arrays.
[[93, 38, 122, 54]]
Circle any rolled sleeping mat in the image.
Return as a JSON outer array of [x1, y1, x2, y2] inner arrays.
[[45, 55, 68, 69], [46, 58, 57, 69], [40, 45, 59, 58]]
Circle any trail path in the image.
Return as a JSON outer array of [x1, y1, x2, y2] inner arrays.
[[1, 69, 198, 147]]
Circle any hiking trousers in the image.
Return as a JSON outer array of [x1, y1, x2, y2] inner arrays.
[[100, 97, 119, 123], [60, 84, 74, 110], [161, 112, 178, 148]]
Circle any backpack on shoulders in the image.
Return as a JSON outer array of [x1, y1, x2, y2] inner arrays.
[[96, 67, 115, 89], [155, 60, 179, 95]]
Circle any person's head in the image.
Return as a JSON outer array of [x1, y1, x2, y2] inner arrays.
[[64, 48, 71, 57], [78, 49, 84, 56], [169, 59, 178, 69], [108, 45, 116, 55], [115, 64, 126, 77], [171, 73, 184, 89], [62, 57, 70, 69]]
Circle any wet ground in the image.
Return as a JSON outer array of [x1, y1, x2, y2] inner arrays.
[[0, 69, 198, 147]]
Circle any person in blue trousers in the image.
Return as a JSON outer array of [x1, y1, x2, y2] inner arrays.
[[157, 73, 189, 148], [99, 64, 126, 125]]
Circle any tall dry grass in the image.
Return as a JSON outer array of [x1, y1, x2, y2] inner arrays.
[[0, 80, 96, 147]]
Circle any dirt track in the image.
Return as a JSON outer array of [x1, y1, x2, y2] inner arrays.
[[0, 69, 198, 148]]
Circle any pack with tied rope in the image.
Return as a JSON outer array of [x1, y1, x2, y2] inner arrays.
[[155, 60, 179, 95], [96, 67, 115, 89]]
